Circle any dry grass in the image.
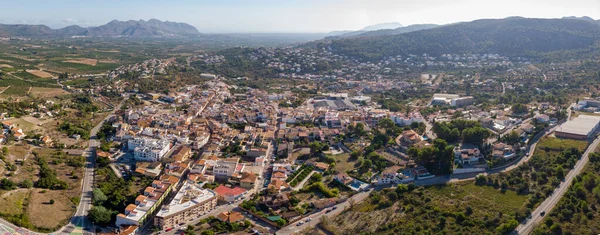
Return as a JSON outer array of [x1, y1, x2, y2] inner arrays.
[[63, 58, 97, 66], [9, 117, 43, 133], [0, 64, 13, 68], [29, 87, 70, 98], [22, 115, 54, 126], [332, 153, 357, 173], [0, 189, 29, 215], [6, 144, 32, 162], [26, 69, 54, 78], [27, 188, 75, 229]]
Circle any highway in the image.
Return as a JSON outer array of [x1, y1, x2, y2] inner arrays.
[[516, 136, 600, 235]]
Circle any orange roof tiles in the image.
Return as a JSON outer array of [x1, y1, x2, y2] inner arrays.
[[214, 185, 246, 197], [125, 204, 137, 212]]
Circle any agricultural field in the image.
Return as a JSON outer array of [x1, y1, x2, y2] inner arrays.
[[0, 37, 197, 75], [29, 87, 70, 98], [25, 69, 54, 78], [62, 58, 98, 66]]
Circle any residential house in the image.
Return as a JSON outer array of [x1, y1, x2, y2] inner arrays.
[[187, 173, 215, 184], [454, 145, 484, 165], [535, 114, 550, 123], [520, 123, 534, 133], [396, 130, 422, 146], [39, 136, 53, 147], [216, 211, 245, 223], [238, 172, 257, 189], [492, 142, 516, 159], [262, 192, 289, 210], [373, 166, 413, 185], [135, 162, 162, 178], [171, 145, 192, 162], [306, 160, 329, 172], [334, 172, 354, 186], [267, 178, 290, 193]]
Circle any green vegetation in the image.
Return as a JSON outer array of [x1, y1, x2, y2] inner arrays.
[[286, 165, 314, 185], [302, 182, 339, 198], [323, 17, 600, 61], [33, 155, 68, 190], [433, 119, 491, 146], [407, 139, 454, 174], [87, 206, 113, 225], [0, 178, 17, 190], [200, 216, 252, 234], [532, 153, 600, 234], [319, 183, 528, 234], [92, 166, 153, 224], [483, 138, 587, 217]]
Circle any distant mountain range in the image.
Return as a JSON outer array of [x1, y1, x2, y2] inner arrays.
[[326, 24, 440, 39], [317, 17, 600, 60], [0, 19, 200, 37], [326, 22, 406, 38], [361, 22, 403, 31]]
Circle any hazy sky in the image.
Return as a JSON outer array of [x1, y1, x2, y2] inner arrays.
[[1, 0, 599, 33]]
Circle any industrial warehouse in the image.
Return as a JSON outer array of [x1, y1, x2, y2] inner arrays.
[[555, 115, 600, 140]]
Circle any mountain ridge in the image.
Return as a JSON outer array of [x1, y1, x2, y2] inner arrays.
[[316, 17, 600, 60], [0, 19, 200, 37]]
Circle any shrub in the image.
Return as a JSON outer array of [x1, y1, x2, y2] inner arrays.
[[1, 178, 16, 190]]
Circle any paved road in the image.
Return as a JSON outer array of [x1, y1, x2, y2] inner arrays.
[[516, 136, 600, 235], [57, 97, 127, 235], [277, 189, 372, 235], [0, 98, 124, 235]]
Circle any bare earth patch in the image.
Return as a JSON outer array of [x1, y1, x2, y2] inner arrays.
[[29, 87, 70, 98], [26, 69, 54, 78], [63, 58, 98, 66], [0, 64, 13, 68], [28, 189, 75, 229]]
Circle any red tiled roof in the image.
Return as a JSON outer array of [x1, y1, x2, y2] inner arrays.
[[125, 204, 137, 212], [214, 185, 246, 197]]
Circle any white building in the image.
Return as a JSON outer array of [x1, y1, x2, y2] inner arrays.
[[431, 94, 474, 107], [390, 112, 424, 126], [129, 138, 172, 162], [454, 145, 484, 165], [374, 166, 414, 185], [212, 158, 244, 179], [154, 181, 217, 230]]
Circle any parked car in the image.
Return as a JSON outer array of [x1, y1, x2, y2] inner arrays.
[[540, 211, 546, 216]]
